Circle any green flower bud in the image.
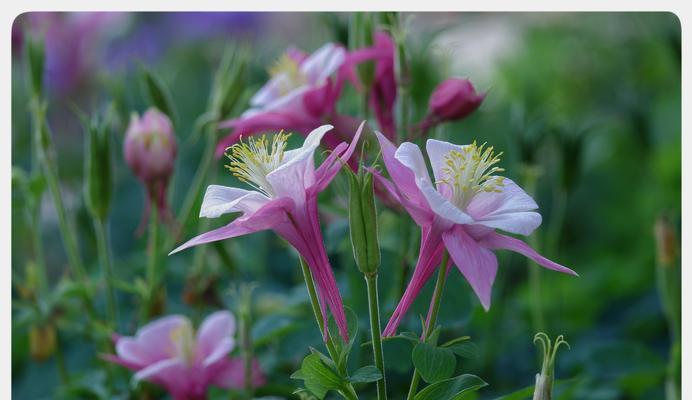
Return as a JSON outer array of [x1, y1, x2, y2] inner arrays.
[[347, 166, 380, 276], [82, 110, 114, 221], [532, 333, 570, 400], [349, 13, 375, 90], [25, 35, 45, 99]]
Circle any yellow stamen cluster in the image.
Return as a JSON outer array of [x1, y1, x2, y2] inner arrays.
[[169, 321, 196, 365], [439, 141, 506, 209], [268, 54, 307, 96], [225, 132, 292, 197]]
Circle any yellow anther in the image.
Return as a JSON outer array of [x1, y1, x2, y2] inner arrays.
[[225, 131, 292, 197]]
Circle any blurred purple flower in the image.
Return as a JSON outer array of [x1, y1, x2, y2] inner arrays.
[[16, 12, 128, 94], [415, 78, 485, 139], [105, 311, 265, 400], [217, 42, 351, 157]]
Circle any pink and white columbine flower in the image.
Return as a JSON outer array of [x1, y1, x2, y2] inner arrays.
[[171, 123, 365, 342], [373, 133, 577, 336], [217, 43, 349, 157], [104, 311, 265, 400]]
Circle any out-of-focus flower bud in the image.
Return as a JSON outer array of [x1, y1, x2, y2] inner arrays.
[[124, 108, 176, 219], [412, 78, 485, 140], [429, 78, 485, 121], [25, 34, 45, 99], [654, 215, 678, 268], [83, 111, 113, 222], [347, 166, 380, 276], [532, 333, 570, 400], [29, 323, 57, 361]]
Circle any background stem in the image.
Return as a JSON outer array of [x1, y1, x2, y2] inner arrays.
[[94, 218, 118, 329], [365, 274, 387, 400], [406, 250, 449, 400]]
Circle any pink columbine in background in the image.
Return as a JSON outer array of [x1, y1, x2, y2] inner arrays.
[[348, 31, 397, 139], [171, 123, 364, 342], [415, 78, 485, 139], [217, 43, 349, 156], [124, 107, 177, 227], [105, 311, 265, 400], [373, 133, 577, 336]]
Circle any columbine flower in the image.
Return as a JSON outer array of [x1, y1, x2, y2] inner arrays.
[[217, 43, 349, 156], [415, 78, 485, 139], [373, 133, 577, 336], [124, 107, 177, 228], [104, 311, 265, 400], [171, 123, 365, 341]]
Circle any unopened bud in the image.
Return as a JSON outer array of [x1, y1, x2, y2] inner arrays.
[[654, 215, 678, 268], [83, 111, 113, 221], [124, 108, 176, 215], [29, 323, 57, 362], [429, 78, 485, 121], [347, 166, 380, 276]]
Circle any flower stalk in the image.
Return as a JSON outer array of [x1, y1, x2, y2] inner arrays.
[[406, 250, 449, 400]]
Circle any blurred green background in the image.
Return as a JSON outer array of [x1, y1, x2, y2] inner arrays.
[[11, 12, 680, 400]]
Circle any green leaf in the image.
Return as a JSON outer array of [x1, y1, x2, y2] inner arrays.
[[141, 67, 178, 125], [447, 342, 478, 359], [299, 353, 345, 399], [414, 374, 488, 400], [440, 336, 471, 348], [348, 365, 383, 383], [328, 306, 359, 370], [412, 342, 457, 383]]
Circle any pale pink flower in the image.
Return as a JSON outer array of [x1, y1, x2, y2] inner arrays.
[[171, 124, 365, 342], [373, 133, 577, 336], [217, 43, 349, 156], [105, 311, 265, 400]]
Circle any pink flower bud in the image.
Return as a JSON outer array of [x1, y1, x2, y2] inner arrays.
[[124, 108, 176, 185], [429, 78, 485, 121], [124, 108, 176, 230]]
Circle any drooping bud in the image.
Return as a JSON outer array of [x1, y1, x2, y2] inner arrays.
[[347, 165, 380, 276], [29, 323, 57, 361], [124, 107, 176, 215], [429, 78, 485, 121], [532, 333, 570, 400]]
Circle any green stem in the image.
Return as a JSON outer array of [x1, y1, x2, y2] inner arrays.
[[240, 308, 254, 397], [298, 258, 359, 399], [53, 336, 70, 385], [170, 127, 217, 249], [407, 250, 449, 400], [298, 257, 341, 366], [30, 99, 98, 323], [521, 165, 545, 333], [144, 204, 160, 320], [393, 15, 410, 142], [94, 218, 118, 329], [365, 274, 387, 400]]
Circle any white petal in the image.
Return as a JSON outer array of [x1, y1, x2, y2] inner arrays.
[[300, 43, 346, 84], [395, 142, 473, 225], [199, 185, 270, 218], [467, 178, 542, 235]]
